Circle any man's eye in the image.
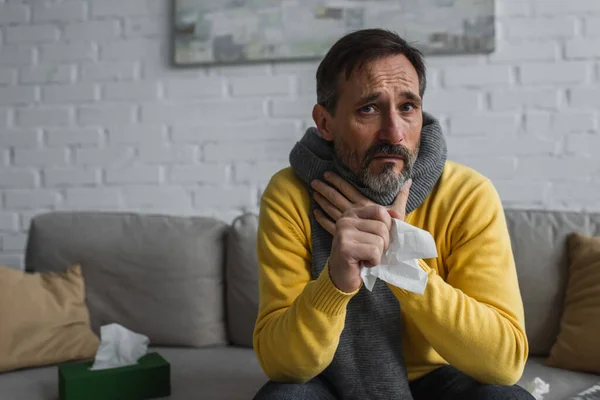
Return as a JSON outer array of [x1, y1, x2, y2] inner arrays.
[[400, 103, 416, 113], [359, 105, 376, 114]]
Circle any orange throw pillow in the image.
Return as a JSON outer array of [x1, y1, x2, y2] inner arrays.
[[0, 264, 99, 372], [546, 233, 600, 373]]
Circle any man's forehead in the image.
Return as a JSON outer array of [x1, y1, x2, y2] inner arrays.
[[345, 56, 419, 93]]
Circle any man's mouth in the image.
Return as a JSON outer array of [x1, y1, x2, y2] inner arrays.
[[372, 154, 405, 161]]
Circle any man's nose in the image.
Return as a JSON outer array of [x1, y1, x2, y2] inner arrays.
[[377, 111, 407, 144]]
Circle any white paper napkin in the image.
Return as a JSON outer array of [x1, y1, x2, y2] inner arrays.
[[360, 219, 438, 294], [90, 323, 150, 370]]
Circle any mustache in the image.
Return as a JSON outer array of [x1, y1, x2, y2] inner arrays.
[[363, 143, 412, 165]]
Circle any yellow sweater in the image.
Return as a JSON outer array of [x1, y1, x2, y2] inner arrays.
[[253, 161, 528, 386]]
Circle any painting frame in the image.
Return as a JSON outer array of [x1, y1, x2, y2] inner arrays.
[[173, 0, 495, 66]]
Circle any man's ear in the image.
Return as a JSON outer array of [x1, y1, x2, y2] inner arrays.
[[312, 104, 334, 141]]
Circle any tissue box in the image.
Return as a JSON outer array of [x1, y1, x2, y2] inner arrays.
[[58, 352, 170, 400]]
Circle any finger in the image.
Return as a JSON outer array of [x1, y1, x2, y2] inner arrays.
[[351, 219, 390, 251], [337, 229, 384, 267], [311, 179, 353, 215], [389, 179, 412, 220], [314, 192, 344, 222], [351, 205, 392, 231], [349, 242, 384, 269], [314, 209, 336, 235], [324, 172, 371, 205]]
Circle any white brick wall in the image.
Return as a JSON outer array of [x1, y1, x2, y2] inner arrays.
[[586, 17, 600, 37], [519, 62, 591, 85], [5, 24, 60, 44], [0, 4, 29, 24], [20, 65, 75, 84], [0, 212, 19, 232], [16, 107, 72, 127], [44, 167, 100, 186], [32, 3, 86, 23], [504, 17, 577, 39], [0, 129, 42, 148], [0, 86, 37, 106], [46, 128, 103, 147], [42, 83, 97, 104], [0, 69, 16, 85], [80, 61, 137, 82], [0, 0, 599, 269], [102, 81, 158, 101], [64, 20, 120, 42], [0, 168, 38, 188], [0, 45, 34, 67], [163, 77, 224, 99], [40, 42, 96, 63]]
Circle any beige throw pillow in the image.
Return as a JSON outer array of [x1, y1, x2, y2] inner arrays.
[[546, 232, 600, 373], [0, 264, 99, 373]]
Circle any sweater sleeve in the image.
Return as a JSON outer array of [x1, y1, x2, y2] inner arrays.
[[253, 172, 358, 383], [388, 179, 529, 386]]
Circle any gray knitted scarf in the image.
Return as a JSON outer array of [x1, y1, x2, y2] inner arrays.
[[289, 112, 447, 399]]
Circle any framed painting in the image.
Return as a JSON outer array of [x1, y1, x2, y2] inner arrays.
[[173, 0, 495, 65]]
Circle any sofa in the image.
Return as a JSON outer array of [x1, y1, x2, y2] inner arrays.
[[0, 208, 599, 400]]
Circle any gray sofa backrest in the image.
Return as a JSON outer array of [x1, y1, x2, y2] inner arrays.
[[505, 209, 600, 356], [25, 211, 229, 348], [23, 209, 600, 356]]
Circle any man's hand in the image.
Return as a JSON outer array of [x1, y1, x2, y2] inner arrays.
[[328, 205, 393, 293], [311, 172, 412, 235]]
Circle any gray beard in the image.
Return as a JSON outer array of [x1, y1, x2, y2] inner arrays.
[[334, 141, 419, 194], [359, 162, 410, 194]]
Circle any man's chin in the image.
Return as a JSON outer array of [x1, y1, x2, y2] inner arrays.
[[361, 170, 405, 194], [367, 163, 404, 181]]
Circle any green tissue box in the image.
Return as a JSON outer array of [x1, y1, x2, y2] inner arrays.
[[58, 352, 171, 400]]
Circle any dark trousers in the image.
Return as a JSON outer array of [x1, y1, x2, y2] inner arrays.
[[253, 365, 535, 400]]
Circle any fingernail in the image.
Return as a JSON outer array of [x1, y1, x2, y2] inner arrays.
[[324, 172, 331, 179], [311, 180, 318, 187]]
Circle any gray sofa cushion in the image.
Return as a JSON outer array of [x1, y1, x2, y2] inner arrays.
[[24, 211, 228, 348], [0, 346, 267, 400], [226, 213, 259, 347], [505, 210, 600, 356]]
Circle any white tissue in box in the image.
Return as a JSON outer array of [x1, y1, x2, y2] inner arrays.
[[90, 323, 150, 371], [360, 219, 438, 294]]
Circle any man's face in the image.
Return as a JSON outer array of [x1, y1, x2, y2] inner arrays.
[[315, 54, 423, 194]]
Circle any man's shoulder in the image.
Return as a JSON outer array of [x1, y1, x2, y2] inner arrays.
[[440, 160, 494, 194], [260, 167, 312, 243], [427, 160, 501, 216], [262, 167, 310, 210], [268, 166, 304, 188], [264, 167, 307, 196]]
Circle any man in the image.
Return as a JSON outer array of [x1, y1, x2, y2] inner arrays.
[[253, 29, 533, 400]]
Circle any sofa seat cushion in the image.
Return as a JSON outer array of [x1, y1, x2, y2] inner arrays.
[[0, 346, 267, 400], [157, 346, 267, 399], [518, 356, 600, 400], [3, 350, 598, 400]]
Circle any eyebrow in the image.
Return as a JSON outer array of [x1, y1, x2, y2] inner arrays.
[[355, 90, 422, 107]]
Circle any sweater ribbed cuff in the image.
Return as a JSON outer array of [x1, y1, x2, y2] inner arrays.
[[310, 263, 358, 316]]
